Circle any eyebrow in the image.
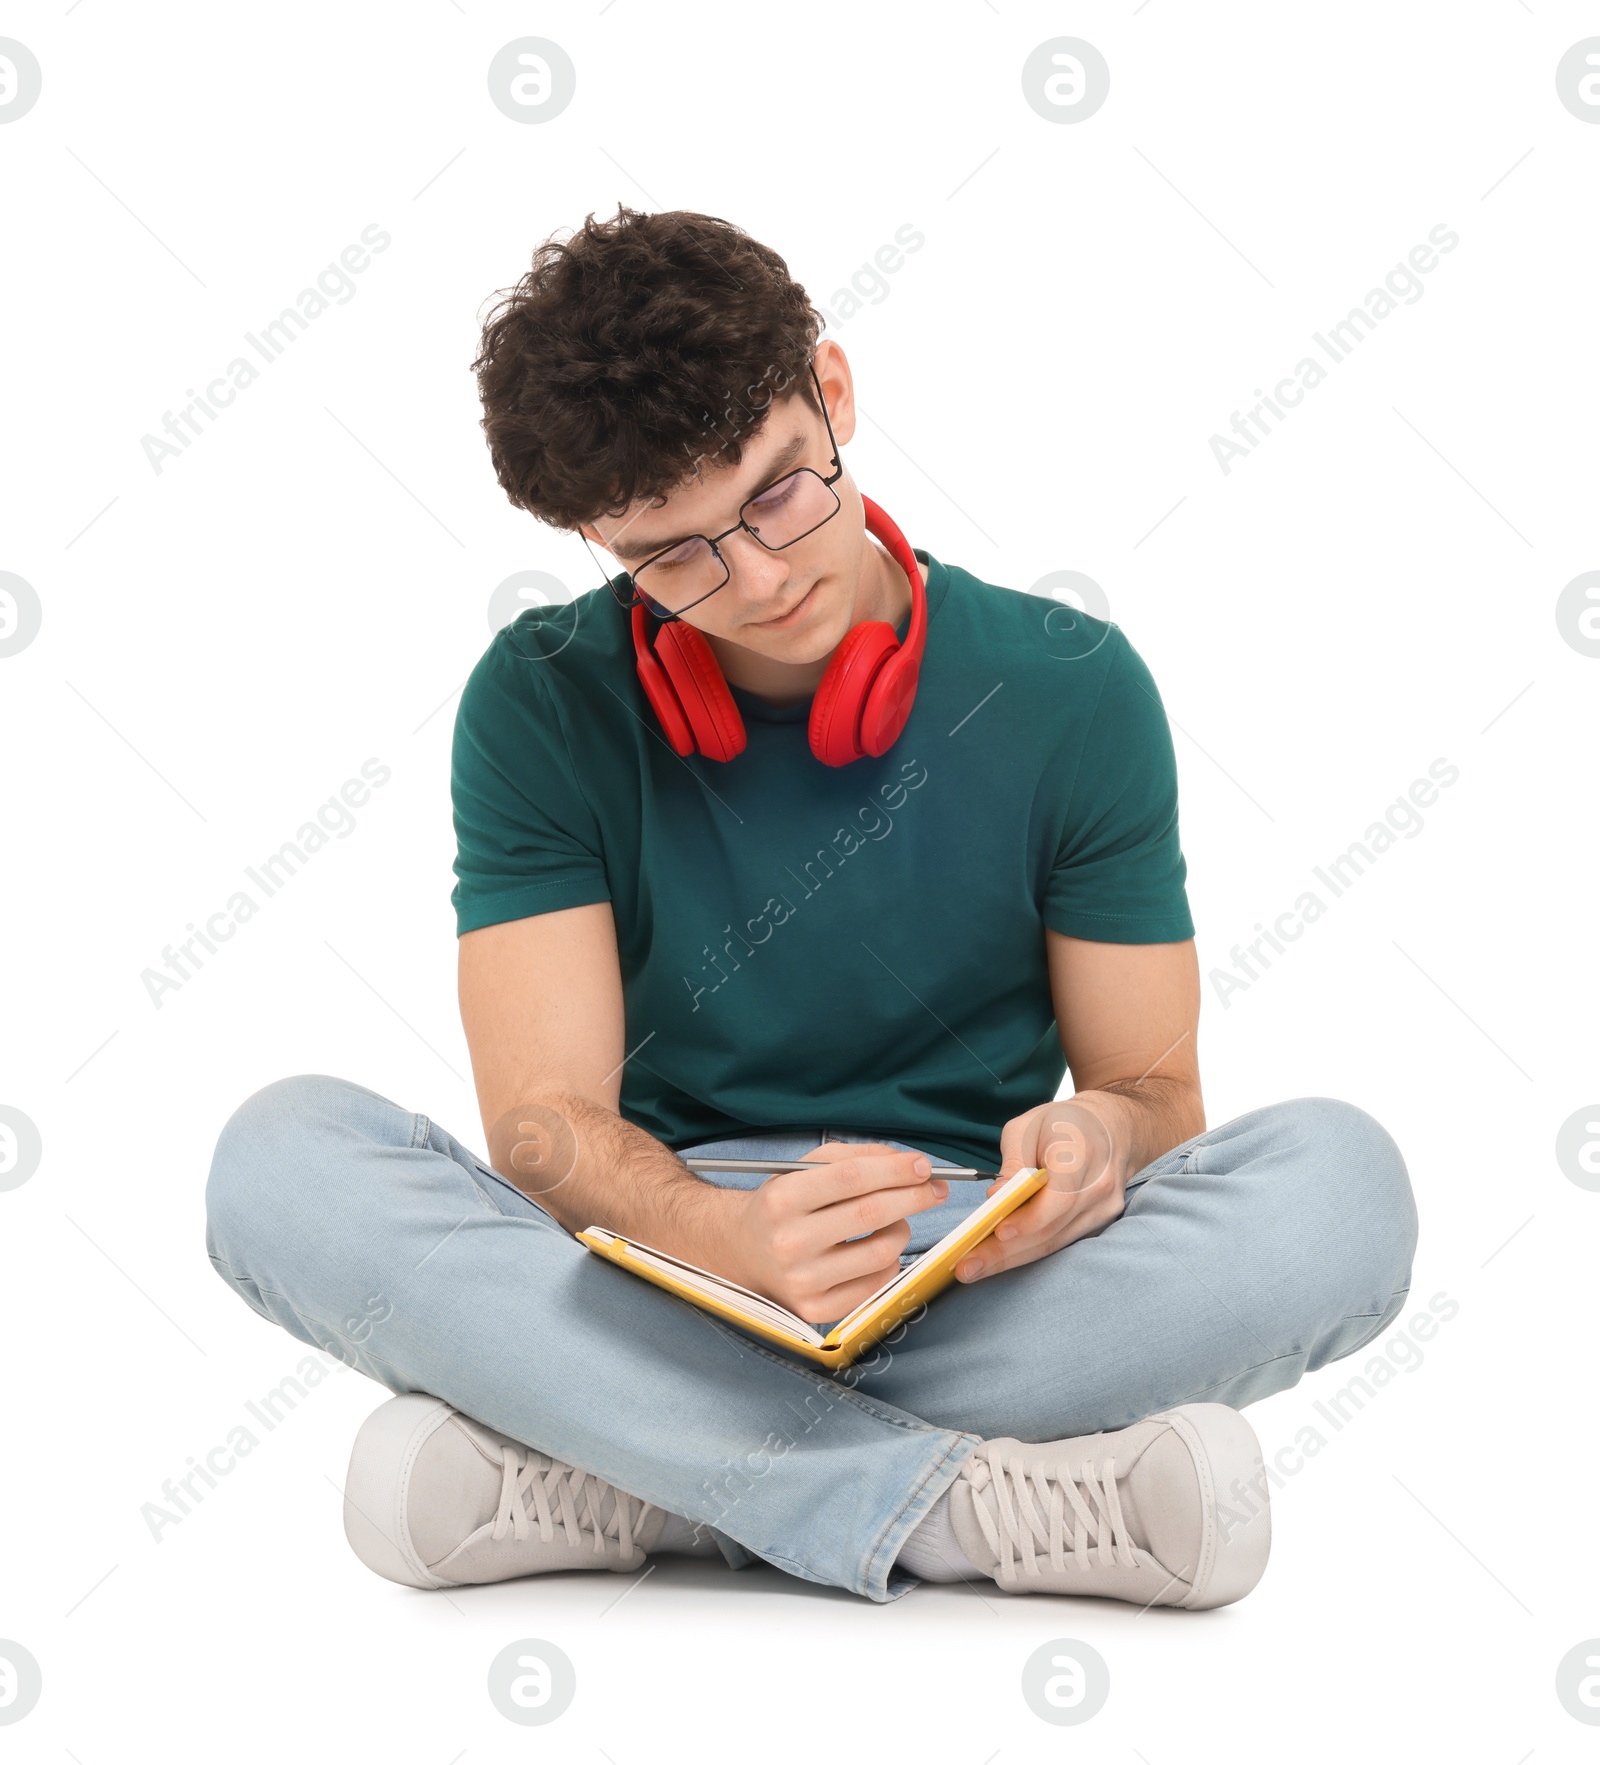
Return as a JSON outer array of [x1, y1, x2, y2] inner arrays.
[[604, 431, 810, 563]]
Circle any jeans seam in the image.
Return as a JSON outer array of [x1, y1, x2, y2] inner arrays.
[[1123, 1137, 1203, 1191], [750, 1546, 861, 1589], [208, 1252, 289, 1305], [208, 1255, 381, 1370], [466, 1172, 513, 1216], [1179, 1284, 1415, 1404], [470, 1159, 565, 1223], [1181, 1350, 1307, 1402], [1338, 1284, 1412, 1356]]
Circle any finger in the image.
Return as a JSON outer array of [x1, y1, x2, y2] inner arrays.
[[782, 1146, 941, 1205], [998, 1105, 1044, 1180], [953, 1220, 1048, 1283], [957, 1226, 1056, 1282], [955, 1187, 1087, 1281], [955, 1239, 1034, 1282], [957, 1191, 1118, 1281], [808, 1173, 950, 1246], [988, 1167, 1119, 1253], [990, 1177, 1095, 1244], [791, 1260, 911, 1325], [811, 1218, 911, 1288]]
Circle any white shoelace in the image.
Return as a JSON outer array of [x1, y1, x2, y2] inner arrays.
[[490, 1444, 661, 1559], [964, 1445, 1144, 1580]]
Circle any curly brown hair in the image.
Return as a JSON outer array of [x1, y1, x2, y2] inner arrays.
[[472, 205, 824, 533]]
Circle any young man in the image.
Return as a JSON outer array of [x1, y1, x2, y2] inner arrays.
[[205, 207, 1418, 1607]]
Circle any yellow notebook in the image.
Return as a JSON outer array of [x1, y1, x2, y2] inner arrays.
[[578, 1164, 1049, 1369]]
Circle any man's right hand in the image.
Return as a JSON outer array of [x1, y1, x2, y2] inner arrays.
[[457, 911, 950, 1323], [700, 1143, 950, 1324]]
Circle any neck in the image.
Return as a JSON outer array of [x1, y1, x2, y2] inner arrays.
[[709, 540, 924, 708]]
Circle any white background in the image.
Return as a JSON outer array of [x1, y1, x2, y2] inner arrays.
[[3, 1, 1598, 1758]]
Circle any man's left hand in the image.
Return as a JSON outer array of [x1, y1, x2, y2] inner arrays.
[[955, 1093, 1131, 1282]]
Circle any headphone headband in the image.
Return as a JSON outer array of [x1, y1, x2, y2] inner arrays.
[[860, 494, 927, 672]]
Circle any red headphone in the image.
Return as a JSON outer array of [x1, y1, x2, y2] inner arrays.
[[629, 496, 927, 766]]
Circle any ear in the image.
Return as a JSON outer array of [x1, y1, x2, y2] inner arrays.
[[812, 339, 858, 448]]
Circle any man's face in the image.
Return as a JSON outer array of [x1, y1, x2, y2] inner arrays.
[[581, 382, 869, 667]]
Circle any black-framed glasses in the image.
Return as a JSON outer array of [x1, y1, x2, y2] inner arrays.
[[584, 359, 845, 620]]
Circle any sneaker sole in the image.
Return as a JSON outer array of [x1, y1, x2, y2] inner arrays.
[[1154, 1402, 1272, 1609], [342, 1393, 458, 1590]]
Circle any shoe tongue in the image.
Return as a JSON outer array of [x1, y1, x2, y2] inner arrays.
[[947, 1473, 1001, 1578], [1121, 1428, 1201, 1581]]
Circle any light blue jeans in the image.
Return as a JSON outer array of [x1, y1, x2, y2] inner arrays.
[[203, 1079, 1417, 1602]]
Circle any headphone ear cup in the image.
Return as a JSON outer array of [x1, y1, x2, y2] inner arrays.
[[857, 644, 922, 757], [652, 620, 748, 762], [632, 606, 697, 756], [809, 620, 899, 767]]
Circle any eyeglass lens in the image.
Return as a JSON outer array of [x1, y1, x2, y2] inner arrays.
[[631, 468, 840, 616]]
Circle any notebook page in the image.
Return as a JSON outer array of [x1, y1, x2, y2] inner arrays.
[[586, 1231, 825, 1346]]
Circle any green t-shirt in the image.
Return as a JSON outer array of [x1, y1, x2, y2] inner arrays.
[[451, 549, 1194, 1173]]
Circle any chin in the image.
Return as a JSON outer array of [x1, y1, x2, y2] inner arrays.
[[744, 582, 841, 656], [770, 618, 843, 665], [777, 636, 838, 667]]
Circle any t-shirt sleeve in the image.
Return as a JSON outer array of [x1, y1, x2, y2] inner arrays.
[[450, 637, 611, 935], [1042, 627, 1195, 944]]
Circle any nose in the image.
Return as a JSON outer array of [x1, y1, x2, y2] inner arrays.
[[721, 527, 790, 600]]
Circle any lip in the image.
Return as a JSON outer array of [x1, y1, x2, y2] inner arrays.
[[751, 583, 818, 630]]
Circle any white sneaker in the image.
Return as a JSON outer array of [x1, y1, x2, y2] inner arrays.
[[948, 1402, 1271, 1609], [342, 1394, 667, 1589]]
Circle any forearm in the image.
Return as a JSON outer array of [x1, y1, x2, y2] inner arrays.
[[1073, 1075, 1205, 1183], [485, 1089, 729, 1261]]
